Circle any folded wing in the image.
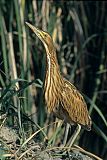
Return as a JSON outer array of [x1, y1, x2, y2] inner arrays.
[[60, 79, 92, 130]]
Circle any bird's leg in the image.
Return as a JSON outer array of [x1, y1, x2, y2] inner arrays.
[[48, 119, 63, 146], [66, 124, 81, 150], [62, 123, 70, 147]]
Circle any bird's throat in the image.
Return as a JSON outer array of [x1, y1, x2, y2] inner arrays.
[[46, 53, 51, 93], [44, 46, 63, 113]]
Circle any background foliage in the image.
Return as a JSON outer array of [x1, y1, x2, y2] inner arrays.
[[0, 1, 107, 159]]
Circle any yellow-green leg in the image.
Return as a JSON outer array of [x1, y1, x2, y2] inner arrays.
[[66, 124, 81, 150], [62, 123, 70, 146]]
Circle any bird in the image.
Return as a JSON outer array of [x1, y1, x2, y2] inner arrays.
[[26, 22, 92, 148]]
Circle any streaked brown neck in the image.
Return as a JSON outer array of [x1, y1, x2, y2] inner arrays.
[[44, 43, 63, 113]]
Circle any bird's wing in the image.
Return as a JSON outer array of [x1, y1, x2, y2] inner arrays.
[[60, 79, 91, 130]]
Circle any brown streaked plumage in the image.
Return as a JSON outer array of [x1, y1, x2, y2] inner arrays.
[[26, 22, 92, 146]]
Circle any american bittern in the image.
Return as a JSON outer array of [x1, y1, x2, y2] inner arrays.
[[26, 22, 92, 147]]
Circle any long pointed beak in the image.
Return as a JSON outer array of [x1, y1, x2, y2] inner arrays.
[[26, 22, 43, 40]]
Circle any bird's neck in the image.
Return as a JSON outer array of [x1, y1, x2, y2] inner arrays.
[[44, 45, 63, 113], [45, 45, 62, 83], [44, 43, 62, 79]]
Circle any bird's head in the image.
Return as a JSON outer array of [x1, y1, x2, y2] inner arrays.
[[26, 22, 54, 52]]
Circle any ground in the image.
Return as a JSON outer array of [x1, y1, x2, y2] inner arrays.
[[0, 126, 97, 160]]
